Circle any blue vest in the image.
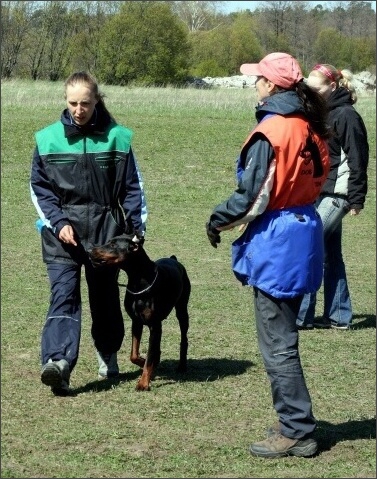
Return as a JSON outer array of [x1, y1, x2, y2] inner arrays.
[[232, 205, 324, 298]]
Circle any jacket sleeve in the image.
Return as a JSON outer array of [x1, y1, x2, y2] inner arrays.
[[208, 136, 275, 231], [120, 147, 147, 237], [30, 146, 70, 237], [335, 107, 369, 209]]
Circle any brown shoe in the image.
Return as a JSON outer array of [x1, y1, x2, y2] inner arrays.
[[249, 433, 317, 458]]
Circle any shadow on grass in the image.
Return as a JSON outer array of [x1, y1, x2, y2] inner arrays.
[[316, 417, 376, 451], [67, 370, 141, 396], [350, 314, 376, 329], [68, 357, 254, 396], [161, 357, 254, 382]]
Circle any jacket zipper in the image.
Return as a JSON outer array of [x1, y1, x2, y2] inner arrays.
[[83, 136, 90, 241]]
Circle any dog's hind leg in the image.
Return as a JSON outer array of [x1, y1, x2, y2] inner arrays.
[[130, 321, 145, 368]]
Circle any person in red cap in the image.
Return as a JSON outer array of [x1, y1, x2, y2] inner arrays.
[[205, 52, 331, 457]]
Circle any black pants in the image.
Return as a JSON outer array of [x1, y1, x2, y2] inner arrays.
[[253, 287, 317, 439], [41, 261, 124, 371]]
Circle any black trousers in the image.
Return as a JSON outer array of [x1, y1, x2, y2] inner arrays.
[[253, 286, 317, 439], [41, 261, 124, 371]]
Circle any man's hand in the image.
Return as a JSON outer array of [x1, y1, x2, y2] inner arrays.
[[206, 222, 221, 248]]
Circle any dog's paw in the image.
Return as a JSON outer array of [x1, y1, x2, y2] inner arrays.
[[135, 380, 151, 391]]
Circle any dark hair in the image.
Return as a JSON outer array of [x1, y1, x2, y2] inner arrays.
[[64, 71, 115, 121], [295, 81, 332, 139]]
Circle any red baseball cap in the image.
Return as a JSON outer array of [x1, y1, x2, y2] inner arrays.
[[240, 52, 303, 89]]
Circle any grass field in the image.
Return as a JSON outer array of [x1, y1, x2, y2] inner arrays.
[[1, 79, 376, 478]]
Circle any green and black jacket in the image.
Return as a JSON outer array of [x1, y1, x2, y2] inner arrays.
[[30, 106, 147, 264]]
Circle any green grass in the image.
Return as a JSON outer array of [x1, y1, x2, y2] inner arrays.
[[1, 79, 376, 478]]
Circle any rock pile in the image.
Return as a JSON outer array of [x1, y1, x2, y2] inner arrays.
[[351, 71, 376, 92], [191, 71, 376, 93]]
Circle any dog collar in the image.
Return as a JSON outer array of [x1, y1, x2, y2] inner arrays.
[[126, 270, 159, 295]]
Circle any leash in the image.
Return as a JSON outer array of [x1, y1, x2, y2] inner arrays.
[[125, 270, 159, 295]]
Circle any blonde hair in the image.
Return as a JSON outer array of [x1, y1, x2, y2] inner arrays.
[[311, 64, 357, 104], [339, 69, 357, 103]]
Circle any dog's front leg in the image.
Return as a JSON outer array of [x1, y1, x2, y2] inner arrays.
[[136, 323, 162, 391], [130, 320, 145, 368]]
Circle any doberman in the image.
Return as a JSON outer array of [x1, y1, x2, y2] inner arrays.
[[89, 234, 191, 391]]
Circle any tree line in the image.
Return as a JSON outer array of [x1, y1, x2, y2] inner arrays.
[[1, 1, 375, 85]]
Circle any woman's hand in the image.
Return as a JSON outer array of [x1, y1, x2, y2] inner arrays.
[[59, 224, 77, 246], [349, 208, 361, 216]]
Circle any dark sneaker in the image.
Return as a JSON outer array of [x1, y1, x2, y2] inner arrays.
[[331, 322, 350, 330], [41, 359, 70, 395], [96, 351, 119, 380], [249, 433, 318, 458], [297, 323, 314, 330], [313, 317, 331, 329]]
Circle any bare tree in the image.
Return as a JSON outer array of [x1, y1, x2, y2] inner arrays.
[[67, 1, 107, 72], [261, 0, 296, 37], [284, 1, 320, 70], [25, 9, 49, 80], [23, 2, 80, 80], [1, 1, 35, 78], [169, 0, 222, 31]]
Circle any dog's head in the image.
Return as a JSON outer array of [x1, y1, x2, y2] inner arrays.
[[88, 233, 141, 267]]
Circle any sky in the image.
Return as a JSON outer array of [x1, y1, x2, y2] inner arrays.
[[222, 1, 377, 13]]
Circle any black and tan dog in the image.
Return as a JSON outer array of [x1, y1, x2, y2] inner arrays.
[[89, 234, 191, 391]]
